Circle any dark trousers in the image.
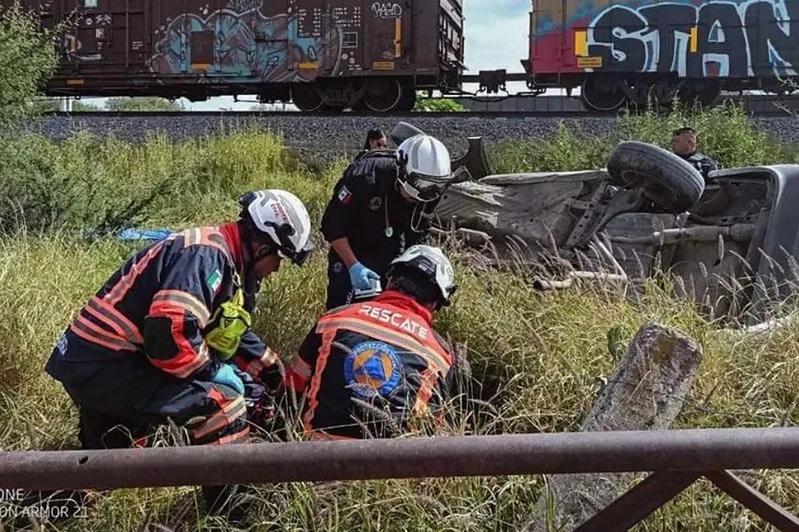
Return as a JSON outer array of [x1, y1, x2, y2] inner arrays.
[[62, 358, 260, 517], [326, 260, 354, 310]]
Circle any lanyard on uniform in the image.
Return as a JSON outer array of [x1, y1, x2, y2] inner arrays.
[[384, 193, 394, 238]]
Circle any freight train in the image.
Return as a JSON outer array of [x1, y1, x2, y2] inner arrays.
[[5, 0, 464, 112], [524, 0, 799, 111], [4, 0, 799, 112]]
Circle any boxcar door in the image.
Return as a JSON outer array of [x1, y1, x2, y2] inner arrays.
[[58, 0, 142, 77], [364, 0, 406, 73]]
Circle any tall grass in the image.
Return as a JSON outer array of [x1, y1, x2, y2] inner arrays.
[[0, 128, 344, 233], [1, 114, 799, 530], [490, 103, 798, 174]]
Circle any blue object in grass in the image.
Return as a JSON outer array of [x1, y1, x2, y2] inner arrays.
[[116, 228, 172, 241]]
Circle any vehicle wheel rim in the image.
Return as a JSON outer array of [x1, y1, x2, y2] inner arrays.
[[364, 79, 403, 113]]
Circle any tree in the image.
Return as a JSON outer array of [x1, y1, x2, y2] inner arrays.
[[0, 3, 58, 126], [105, 97, 185, 112], [413, 93, 465, 112]]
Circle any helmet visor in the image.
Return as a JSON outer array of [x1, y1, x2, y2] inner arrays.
[[401, 174, 450, 203], [277, 242, 314, 266]]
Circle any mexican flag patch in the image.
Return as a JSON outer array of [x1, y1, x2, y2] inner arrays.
[[206, 269, 222, 293], [337, 185, 353, 205]]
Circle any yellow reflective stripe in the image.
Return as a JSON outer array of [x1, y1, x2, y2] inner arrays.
[[316, 317, 450, 374], [152, 290, 211, 326]]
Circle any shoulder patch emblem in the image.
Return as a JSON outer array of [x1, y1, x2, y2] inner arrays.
[[206, 269, 222, 293], [343, 341, 402, 399]]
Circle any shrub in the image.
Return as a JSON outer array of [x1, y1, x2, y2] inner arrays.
[[492, 103, 797, 174], [0, 2, 57, 127]]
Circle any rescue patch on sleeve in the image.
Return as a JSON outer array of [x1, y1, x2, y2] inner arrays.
[[343, 341, 401, 399], [337, 185, 353, 205], [206, 269, 222, 293]]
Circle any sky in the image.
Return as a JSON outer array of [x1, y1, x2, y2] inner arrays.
[[77, 0, 534, 110]]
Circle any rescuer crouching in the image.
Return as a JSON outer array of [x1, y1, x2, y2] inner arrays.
[[281, 245, 468, 440], [40, 189, 314, 520]]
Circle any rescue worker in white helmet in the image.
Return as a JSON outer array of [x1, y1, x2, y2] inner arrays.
[[282, 245, 464, 440], [320, 133, 454, 310], [43, 189, 313, 518]]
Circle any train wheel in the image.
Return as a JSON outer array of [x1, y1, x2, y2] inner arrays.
[[363, 79, 403, 112], [292, 84, 325, 112], [396, 83, 417, 112], [581, 76, 627, 112], [679, 81, 720, 109]]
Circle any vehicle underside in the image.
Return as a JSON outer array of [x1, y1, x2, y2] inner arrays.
[[430, 131, 799, 325]]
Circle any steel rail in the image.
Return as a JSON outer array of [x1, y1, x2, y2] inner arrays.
[[2, 428, 799, 491], [38, 108, 798, 119]]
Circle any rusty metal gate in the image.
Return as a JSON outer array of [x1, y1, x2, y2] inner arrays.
[[2, 428, 799, 530]]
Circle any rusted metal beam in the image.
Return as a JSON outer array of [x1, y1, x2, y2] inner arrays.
[[1, 428, 799, 491], [705, 470, 799, 531], [574, 471, 702, 532]]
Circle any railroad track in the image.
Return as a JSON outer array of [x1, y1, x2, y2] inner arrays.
[[41, 94, 799, 119]]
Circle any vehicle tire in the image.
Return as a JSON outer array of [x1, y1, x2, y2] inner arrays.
[[607, 141, 705, 213]]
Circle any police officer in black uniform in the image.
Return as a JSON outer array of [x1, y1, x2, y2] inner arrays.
[[671, 127, 719, 180], [320, 133, 454, 310]]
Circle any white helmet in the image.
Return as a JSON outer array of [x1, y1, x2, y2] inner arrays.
[[239, 190, 314, 265], [388, 245, 457, 308], [396, 134, 453, 203]]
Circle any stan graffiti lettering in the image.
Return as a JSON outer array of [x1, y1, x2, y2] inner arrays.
[[587, 0, 799, 78]]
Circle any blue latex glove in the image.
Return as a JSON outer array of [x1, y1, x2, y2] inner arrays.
[[349, 261, 381, 291], [210, 363, 245, 395]]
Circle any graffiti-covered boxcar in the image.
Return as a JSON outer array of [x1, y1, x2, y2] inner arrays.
[[7, 0, 464, 111], [526, 0, 799, 111]]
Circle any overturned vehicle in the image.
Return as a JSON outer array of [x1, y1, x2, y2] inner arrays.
[[436, 133, 799, 325]]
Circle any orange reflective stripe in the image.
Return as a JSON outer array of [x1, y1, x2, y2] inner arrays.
[[245, 348, 280, 377], [302, 329, 336, 436], [152, 290, 211, 326], [149, 342, 210, 378], [288, 355, 312, 379], [413, 368, 438, 416], [317, 317, 451, 374], [85, 297, 144, 345], [106, 242, 165, 305], [307, 431, 355, 441], [213, 426, 250, 445], [191, 395, 247, 439], [71, 316, 138, 352], [198, 227, 229, 255]]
